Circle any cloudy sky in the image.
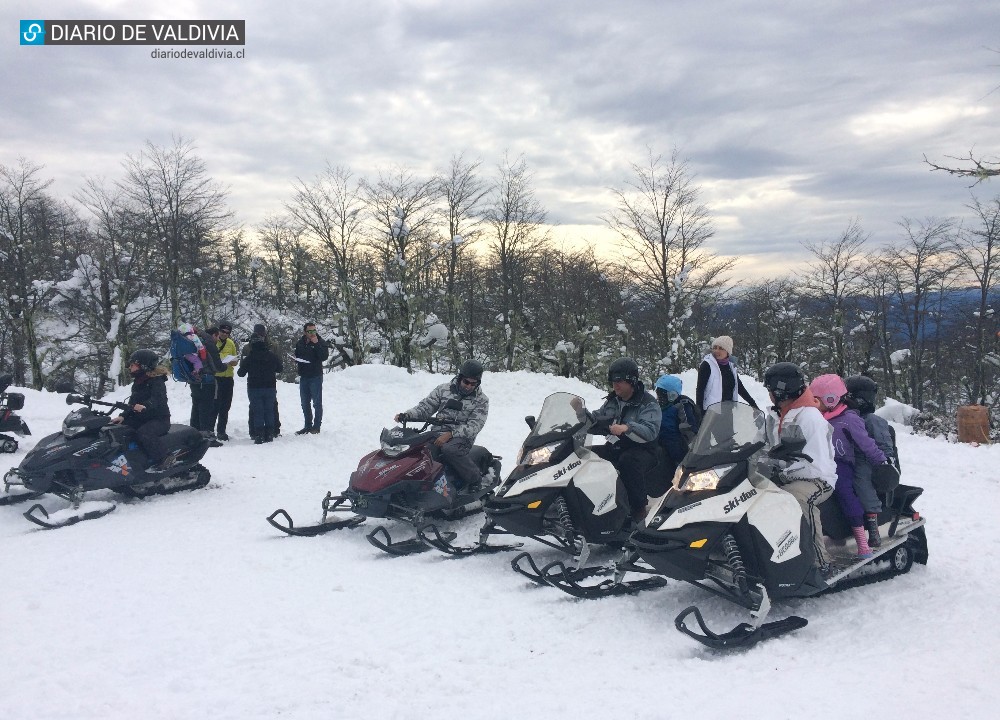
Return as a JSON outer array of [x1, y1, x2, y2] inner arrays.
[[4, 0, 999, 279]]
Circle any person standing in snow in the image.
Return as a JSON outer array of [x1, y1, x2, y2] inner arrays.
[[762, 362, 836, 571], [394, 360, 490, 490], [209, 322, 239, 441], [695, 335, 759, 412], [244, 322, 282, 438], [810, 374, 890, 559], [237, 332, 283, 444], [294, 322, 329, 435]]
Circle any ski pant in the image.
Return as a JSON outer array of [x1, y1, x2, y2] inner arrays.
[[592, 443, 659, 516], [435, 435, 479, 488], [852, 460, 883, 514], [299, 374, 323, 430], [834, 468, 865, 527], [248, 387, 277, 435], [214, 376, 234, 435], [133, 419, 170, 464], [777, 476, 834, 565], [189, 381, 217, 432]]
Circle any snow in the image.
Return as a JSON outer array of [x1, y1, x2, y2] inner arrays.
[[1, 366, 998, 719]]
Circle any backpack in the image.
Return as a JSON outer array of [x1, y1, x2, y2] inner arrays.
[[677, 396, 702, 442], [169, 329, 220, 384]]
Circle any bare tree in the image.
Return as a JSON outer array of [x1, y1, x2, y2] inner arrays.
[[925, 152, 1000, 185], [482, 153, 549, 370], [362, 167, 441, 368], [118, 137, 232, 325], [886, 218, 959, 409], [287, 164, 368, 365], [604, 148, 731, 371], [952, 194, 1000, 404], [800, 219, 870, 375]]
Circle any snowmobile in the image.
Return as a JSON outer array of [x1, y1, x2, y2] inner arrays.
[[625, 401, 928, 650], [1, 393, 221, 528], [0, 374, 31, 453], [266, 400, 503, 556], [417, 391, 667, 597]]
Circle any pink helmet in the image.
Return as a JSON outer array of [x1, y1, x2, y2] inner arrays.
[[810, 374, 848, 407]]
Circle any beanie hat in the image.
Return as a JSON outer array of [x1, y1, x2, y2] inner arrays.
[[711, 336, 734, 355], [253, 323, 267, 338]]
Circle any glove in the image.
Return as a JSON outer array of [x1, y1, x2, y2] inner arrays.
[[396, 412, 409, 423]]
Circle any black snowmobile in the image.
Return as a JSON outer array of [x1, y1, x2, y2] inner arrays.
[[626, 401, 928, 650], [0, 374, 31, 453], [1, 393, 221, 528], [266, 400, 503, 556], [417, 391, 667, 597]]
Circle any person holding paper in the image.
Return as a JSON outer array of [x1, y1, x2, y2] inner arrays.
[[294, 322, 329, 435], [209, 323, 239, 441]]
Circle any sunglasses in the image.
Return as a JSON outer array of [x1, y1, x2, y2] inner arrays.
[[460, 377, 480, 387], [306, 330, 317, 335]]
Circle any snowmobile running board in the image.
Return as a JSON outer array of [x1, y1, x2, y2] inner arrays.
[[674, 604, 808, 651], [23, 501, 116, 529], [266, 508, 365, 537], [417, 523, 524, 556], [366, 525, 457, 556]]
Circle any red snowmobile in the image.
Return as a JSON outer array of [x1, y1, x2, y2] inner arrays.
[[266, 400, 502, 555]]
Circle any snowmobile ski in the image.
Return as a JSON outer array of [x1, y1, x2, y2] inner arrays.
[[23, 500, 117, 529], [416, 523, 524, 556], [0, 487, 42, 506], [539, 558, 668, 599], [674, 604, 808, 651], [366, 524, 456, 556], [266, 508, 366, 536]]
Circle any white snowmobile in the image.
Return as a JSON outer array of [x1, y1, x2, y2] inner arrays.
[[418, 391, 667, 597], [628, 401, 928, 650]]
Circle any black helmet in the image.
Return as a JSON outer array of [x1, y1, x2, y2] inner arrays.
[[459, 359, 483, 381], [845, 375, 878, 412], [763, 362, 806, 401], [607, 357, 640, 385], [128, 349, 160, 375]]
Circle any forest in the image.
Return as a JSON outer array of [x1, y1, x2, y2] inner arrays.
[[2, 137, 998, 436]]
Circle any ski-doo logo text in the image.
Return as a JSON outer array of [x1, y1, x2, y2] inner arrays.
[[723, 488, 757, 514], [595, 492, 614, 512], [73, 441, 103, 457], [552, 459, 581, 482]]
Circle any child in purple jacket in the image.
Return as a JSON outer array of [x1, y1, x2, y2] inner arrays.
[[810, 374, 888, 559]]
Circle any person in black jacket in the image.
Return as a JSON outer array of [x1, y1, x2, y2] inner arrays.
[[237, 334, 283, 444], [294, 322, 329, 435], [111, 349, 171, 472]]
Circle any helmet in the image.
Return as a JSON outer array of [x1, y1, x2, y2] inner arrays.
[[654, 373, 682, 399], [457, 359, 483, 396], [607, 357, 640, 385], [128, 349, 160, 376], [845, 375, 878, 412], [458, 359, 483, 382], [763, 362, 806, 402], [810, 374, 848, 408]]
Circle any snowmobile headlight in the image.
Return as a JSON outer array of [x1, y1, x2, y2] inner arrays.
[[62, 422, 87, 438], [678, 465, 735, 492], [381, 441, 410, 458], [520, 441, 561, 466]]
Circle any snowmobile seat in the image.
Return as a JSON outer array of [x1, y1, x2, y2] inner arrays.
[[165, 424, 207, 447], [469, 445, 494, 474]]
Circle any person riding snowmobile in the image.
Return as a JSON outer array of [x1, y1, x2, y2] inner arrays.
[[110, 349, 171, 472], [589, 358, 661, 519], [394, 360, 490, 490], [762, 362, 836, 569]]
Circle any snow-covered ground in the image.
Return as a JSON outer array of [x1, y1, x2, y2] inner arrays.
[[1, 366, 997, 719]]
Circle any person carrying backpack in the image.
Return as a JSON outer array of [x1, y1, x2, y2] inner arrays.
[[653, 374, 702, 487], [170, 322, 224, 433]]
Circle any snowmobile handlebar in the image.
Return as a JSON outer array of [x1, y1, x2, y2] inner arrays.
[[66, 393, 130, 413]]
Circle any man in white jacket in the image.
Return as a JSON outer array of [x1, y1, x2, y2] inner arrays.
[[763, 362, 836, 569]]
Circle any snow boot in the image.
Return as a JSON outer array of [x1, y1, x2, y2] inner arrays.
[[851, 526, 873, 559], [865, 513, 882, 547]]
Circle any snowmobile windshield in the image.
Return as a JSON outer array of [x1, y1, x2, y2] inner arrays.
[[685, 401, 766, 468], [526, 392, 588, 447]]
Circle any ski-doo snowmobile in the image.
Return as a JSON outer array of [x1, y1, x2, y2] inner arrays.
[[627, 401, 928, 650], [266, 400, 503, 556], [0, 374, 31, 453], [417, 391, 667, 597], [1, 393, 220, 528]]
